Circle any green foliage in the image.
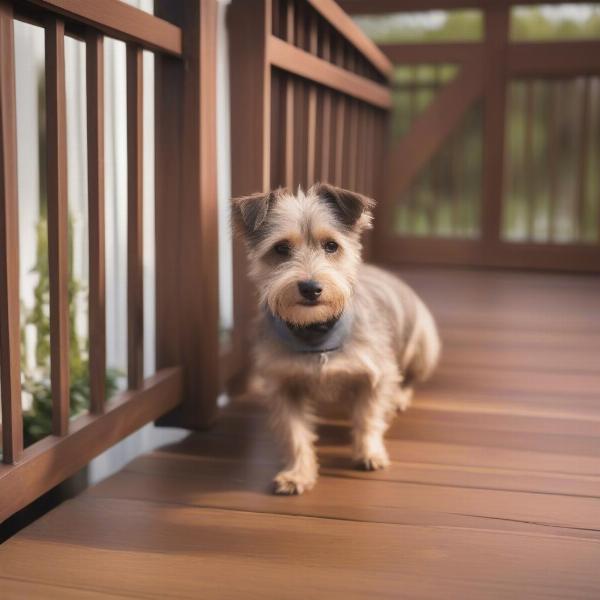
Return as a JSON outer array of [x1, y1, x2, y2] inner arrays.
[[355, 5, 600, 44], [20, 216, 120, 446], [354, 10, 483, 44], [511, 5, 600, 41]]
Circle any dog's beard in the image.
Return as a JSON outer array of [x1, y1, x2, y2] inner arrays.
[[261, 272, 351, 326]]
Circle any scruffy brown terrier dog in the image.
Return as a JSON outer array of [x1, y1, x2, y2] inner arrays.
[[232, 183, 440, 495]]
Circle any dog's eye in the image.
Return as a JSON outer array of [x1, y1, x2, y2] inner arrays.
[[323, 240, 339, 254], [274, 242, 291, 257]]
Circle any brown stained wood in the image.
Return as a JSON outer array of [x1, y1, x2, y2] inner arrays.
[[0, 579, 131, 600], [509, 41, 600, 77], [333, 49, 346, 187], [383, 60, 483, 219], [292, 15, 307, 189], [45, 17, 70, 437], [305, 13, 318, 185], [378, 236, 600, 272], [126, 45, 144, 391], [318, 28, 332, 182], [2, 495, 600, 599], [3, 270, 600, 596], [86, 31, 105, 414], [547, 81, 559, 242], [524, 81, 535, 240], [154, 0, 220, 428], [0, 0, 22, 464], [284, 69, 295, 188], [0, 368, 182, 524], [89, 458, 600, 533], [481, 7, 509, 256], [3, 494, 600, 599], [305, 0, 392, 79], [268, 36, 392, 109], [282, 0, 295, 189], [24, 0, 182, 56], [227, 0, 272, 392], [575, 77, 591, 241], [347, 99, 359, 190]]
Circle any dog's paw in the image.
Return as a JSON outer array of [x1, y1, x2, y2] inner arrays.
[[273, 469, 316, 496], [396, 387, 414, 413], [355, 450, 390, 472]]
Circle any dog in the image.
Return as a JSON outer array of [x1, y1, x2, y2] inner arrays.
[[231, 183, 440, 495]]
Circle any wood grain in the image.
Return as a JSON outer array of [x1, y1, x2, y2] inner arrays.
[[306, 0, 392, 79], [2, 269, 600, 598], [24, 0, 181, 56], [0, 368, 182, 524], [45, 16, 70, 437], [268, 36, 392, 109], [1, 496, 599, 599], [0, 0, 22, 464], [154, 0, 221, 428], [86, 31, 105, 414], [126, 44, 144, 390]]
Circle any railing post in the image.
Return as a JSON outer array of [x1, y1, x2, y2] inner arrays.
[[481, 5, 509, 259], [228, 0, 272, 388], [154, 0, 220, 428], [0, 0, 23, 463]]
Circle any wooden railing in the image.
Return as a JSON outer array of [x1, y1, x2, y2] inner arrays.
[[0, 0, 219, 523], [342, 0, 600, 273], [226, 0, 393, 383]]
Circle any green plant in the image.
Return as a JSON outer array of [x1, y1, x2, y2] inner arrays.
[[20, 215, 120, 447]]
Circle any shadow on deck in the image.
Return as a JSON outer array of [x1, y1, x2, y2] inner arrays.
[[1, 268, 599, 599]]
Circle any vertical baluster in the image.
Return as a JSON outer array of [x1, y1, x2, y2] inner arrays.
[[524, 81, 535, 240], [306, 11, 317, 186], [86, 31, 106, 412], [575, 77, 590, 242], [547, 81, 558, 242], [363, 108, 374, 197], [0, 0, 23, 462], [320, 25, 332, 182], [292, 3, 307, 189], [284, 0, 294, 188], [334, 41, 345, 186], [407, 65, 418, 232], [46, 17, 70, 436], [126, 45, 144, 390]]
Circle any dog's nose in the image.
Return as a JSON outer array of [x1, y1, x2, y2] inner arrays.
[[298, 280, 322, 301]]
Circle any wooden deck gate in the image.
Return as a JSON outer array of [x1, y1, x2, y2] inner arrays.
[[343, 0, 600, 273]]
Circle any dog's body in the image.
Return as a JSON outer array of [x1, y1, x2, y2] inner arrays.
[[232, 184, 440, 495]]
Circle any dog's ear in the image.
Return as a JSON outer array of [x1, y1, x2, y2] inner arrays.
[[313, 183, 375, 230], [231, 191, 277, 240]]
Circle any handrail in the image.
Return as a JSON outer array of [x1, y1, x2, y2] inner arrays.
[[268, 35, 392, 109], [306, 0, 393, 79], [18, 0, 182, 56], [0, 369, 182, 523]]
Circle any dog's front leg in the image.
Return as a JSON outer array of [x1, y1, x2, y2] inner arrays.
[[270, 394, 318, 495], [352, 387, 392, 471]]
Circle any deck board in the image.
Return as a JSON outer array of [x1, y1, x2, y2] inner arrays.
[[1, 268, 599, 598]]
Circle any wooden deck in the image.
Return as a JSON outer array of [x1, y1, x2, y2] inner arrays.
[[1, 268, 600, 599]]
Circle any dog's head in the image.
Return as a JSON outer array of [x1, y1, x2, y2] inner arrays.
[[231, 183, 374, 326]]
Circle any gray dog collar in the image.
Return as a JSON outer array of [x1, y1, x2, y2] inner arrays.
[[265, 308, 353, 354]]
